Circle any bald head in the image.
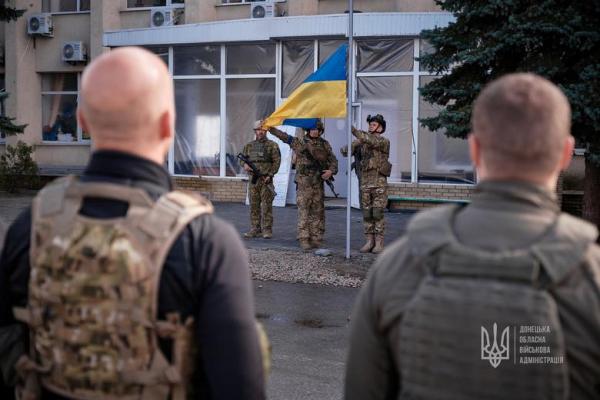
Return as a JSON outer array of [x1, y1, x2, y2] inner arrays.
[[78, 47, 174, 163], [471, 73, 573, 185]]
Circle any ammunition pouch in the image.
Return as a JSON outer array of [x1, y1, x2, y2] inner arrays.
[[372, 207, 385, 221], [379, 160, 392, 177]]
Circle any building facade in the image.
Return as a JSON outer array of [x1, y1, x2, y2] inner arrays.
[[2, 0, 476, 204]]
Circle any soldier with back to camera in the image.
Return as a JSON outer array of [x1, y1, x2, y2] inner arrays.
[[0, 47, 266, 400], [345, 73, 600, 400]]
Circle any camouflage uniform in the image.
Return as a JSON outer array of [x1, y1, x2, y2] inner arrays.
[[351, 127, 390, 249], [269, 127, 338, 248], [241, 137, 281, 237]]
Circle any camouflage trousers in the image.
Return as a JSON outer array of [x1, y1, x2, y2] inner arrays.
[[296, 180, 325, 242], [360, 182, 387, 234], [249, 179, 275, 232]]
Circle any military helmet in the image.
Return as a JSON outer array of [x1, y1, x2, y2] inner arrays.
[[306, 119, 325, 135], [253, 120, 264, 130], [367, 114, 386, 133]]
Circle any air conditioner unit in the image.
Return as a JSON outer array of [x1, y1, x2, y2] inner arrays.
[[150, 7, 182, 27], [27, 13, 53, 37], [250, 1, 277, 19], [62, 41, 87, 63]]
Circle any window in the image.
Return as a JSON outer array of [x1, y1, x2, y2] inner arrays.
[[225, 78, 276, 176], [174, 45, 220, 76], [221, 0, 266, 3], [175, 80, 221, 176], [42, 0, 90, 12], [126, 0, 183, 8], [357, 77, 413, 182], [357, 39, 414, 73], [226, 44, 276, 75], [282, 41, 314, 98], [41, 73, 89, 143], [418, 76, 473, 184]]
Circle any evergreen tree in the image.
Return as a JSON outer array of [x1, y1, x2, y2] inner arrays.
[[419, 0, 600, 230]]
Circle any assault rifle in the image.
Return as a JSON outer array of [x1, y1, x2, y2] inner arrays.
[[325, 176, 339, 198], [237, 153, 262, 184], [237, 153, 276, 196], [304, 141, 339, 198]]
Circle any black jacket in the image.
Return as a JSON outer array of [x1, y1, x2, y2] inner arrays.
[[0, 150, 265, 400]]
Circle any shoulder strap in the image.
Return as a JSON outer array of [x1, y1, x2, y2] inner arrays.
[[406, 204, 461, 258], [131, 190, 214, 318], [408, 205, 598, 287], [531, 213, 598, 284]]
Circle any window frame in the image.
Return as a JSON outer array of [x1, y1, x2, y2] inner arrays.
[[42, 0, 91, 14], [125, 0, 185, 10], [40, 73, 89, 145]]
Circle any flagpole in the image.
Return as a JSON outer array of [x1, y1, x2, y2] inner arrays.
[[345, 0, 353, 259]]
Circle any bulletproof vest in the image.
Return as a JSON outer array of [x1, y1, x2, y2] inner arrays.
[[12, 176, 214, 400], [297, 137, 327, 176], [360, 134, 390, 176], [398, 205, 598, 400], [247, 140, 271, 164]]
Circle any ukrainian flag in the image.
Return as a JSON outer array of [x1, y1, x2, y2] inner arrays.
[[263, 44, 347, 129]]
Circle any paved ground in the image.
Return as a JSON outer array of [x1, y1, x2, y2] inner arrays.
[[255, 280, 357, 400], [0, 191, 414, 400]]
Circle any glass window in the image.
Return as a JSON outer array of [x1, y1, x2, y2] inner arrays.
[[419, 39, 435, 72], [418, 76, 473, 183], [127, 0, 166, 7], [225, 78, 275, 176], [174, 45, 220, 76], [282, 41, 314, 98], [226, 44, 276, 75], [357, 39, 414, 73], [42, 94, 78, 142], [145, 46, 169, 66], [357, 76, 413, 182], [42, 73, 77, 92], [41, 73, 85, 142], [174, 80, 221, 176], [319, 39, 346, 66], [43, 0, 90, 12]]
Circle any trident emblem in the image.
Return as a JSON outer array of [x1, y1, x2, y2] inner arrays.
[[481, 323, 510, 368]]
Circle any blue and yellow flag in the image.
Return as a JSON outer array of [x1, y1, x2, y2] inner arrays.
[[263, 44, 347, 129]]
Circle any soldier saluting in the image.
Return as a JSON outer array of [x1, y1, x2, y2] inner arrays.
[[351, 114, 391, 254], [266, 120, 338, 250], [240, 120, 281, 239]]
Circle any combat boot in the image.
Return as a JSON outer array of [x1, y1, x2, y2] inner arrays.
[[360, 234, 375, 253], [244, 228, 261, 238], [299, 239, 312, 251], [262, 230, 272, 239], [372, 234, 385, 254]]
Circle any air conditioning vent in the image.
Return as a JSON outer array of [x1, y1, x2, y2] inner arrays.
[[62, 41, 87, 63], [27, 13, 53, 37], [150, 7, 183, 27], [251, 1, 276, 19]]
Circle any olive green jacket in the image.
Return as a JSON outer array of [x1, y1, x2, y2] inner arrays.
[[345, 181, 600, 400]]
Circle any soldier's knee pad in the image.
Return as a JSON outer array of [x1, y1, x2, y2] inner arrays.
[[362, 208, 373, 221], [372, 207, 384, 221]]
